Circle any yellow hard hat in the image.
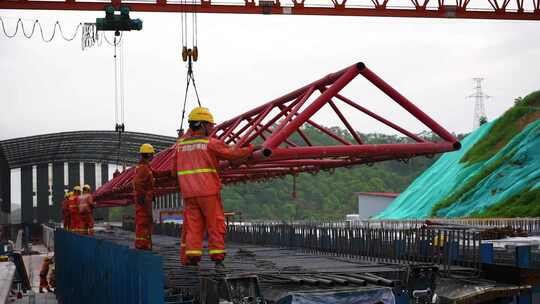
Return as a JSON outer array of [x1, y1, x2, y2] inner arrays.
[[83, 184, 91, 191], [44, 256, 50, 261], [139, 143, 155, 154], [188, 107, 215, 124], [73, 186, 81, 192]]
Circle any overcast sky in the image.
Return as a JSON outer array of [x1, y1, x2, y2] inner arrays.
[[1, 9, 539, 142]]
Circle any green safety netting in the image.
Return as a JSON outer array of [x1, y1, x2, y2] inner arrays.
[[376, 119, 540, 219]]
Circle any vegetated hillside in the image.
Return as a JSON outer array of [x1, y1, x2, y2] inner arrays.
[[221, 126, 444, 220], [376, 91, 540, 219], [107, 127, 442, 221]]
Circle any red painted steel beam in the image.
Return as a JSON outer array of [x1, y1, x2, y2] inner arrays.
[[327, 100, 363, 144], [93, 61, 460, 207], [335, 93, 425, 143], [260, 142, 455, 161], [263, 64, 360, 149], [359, 67, 459, 146], [1, 0, 539, 20]]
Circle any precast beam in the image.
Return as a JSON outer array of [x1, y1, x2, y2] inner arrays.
[[101, 163, 109, 185], [21, 166, 33, 224], [83, 163, 96, 190], [36, 163, 49, 223], [52, 161, 65, 222], [68, 162, 80, 190], [0, 146, 10, 216]]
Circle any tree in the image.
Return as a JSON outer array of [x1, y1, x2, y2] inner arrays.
[[220, 125, 447, 220]]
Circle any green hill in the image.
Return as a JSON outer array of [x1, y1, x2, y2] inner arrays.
[[376, 91, 540, 219], [222, 128, 440, 220]]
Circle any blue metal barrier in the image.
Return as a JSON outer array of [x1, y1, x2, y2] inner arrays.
[[55, 230, 164, 304]]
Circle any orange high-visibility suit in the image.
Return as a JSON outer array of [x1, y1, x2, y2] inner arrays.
[[67, 195, 84, 234], [79, 193, 95, 235], [173, 133, 253, 264], [39, 258, 52, 292], [132, 160, 169, 250], [61, 198, 70, 230]]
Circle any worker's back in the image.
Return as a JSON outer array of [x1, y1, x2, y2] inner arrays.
[[176, 136, 221, 199]]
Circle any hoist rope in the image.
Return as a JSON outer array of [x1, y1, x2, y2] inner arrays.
[[179, 61, 202, 134], [114, 36, 119, 126], [120, 35, 126, 125], [112, 34, 126, 169], [178, 0, 201, 135]]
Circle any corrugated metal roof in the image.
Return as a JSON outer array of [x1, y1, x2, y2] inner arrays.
[[0, 130, 176, 168], [354, 192, 400, 198]]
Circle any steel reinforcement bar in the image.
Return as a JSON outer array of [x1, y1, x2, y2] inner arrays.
[[226, 222, 483, 272]]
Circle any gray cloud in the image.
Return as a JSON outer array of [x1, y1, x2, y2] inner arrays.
[[1, 10, 539, 140]]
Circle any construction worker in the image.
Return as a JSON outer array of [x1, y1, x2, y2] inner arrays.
[[132, 143, 169, 250], [39, 256, 53, 293], [80, 184, 95, 235], [173, 107, 254, 269], [68, 186, 84, 234], [61, 192, 71, 230]]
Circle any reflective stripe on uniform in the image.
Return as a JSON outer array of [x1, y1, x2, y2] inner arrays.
[[177, 168, 217, 175], [185, 250, 203, 256], [179, 139, 209, 145], [208, 249, 226, 255], [136, 236, 150, 241]]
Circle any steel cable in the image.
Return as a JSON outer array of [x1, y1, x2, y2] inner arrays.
[[0, 17, 82, 42]]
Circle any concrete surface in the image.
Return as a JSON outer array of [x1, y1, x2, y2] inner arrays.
[[13, 292, 57, 304], [10, 244, 57, 304], [0, 261, 16, 304]]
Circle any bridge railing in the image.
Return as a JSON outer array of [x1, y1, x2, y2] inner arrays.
[[41, 224, 55, 252]]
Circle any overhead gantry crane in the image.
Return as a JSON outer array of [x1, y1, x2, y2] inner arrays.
[[0, 0, 539, 20], [2, 0, 537, 206]]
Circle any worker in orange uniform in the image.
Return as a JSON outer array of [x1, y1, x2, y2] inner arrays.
[[132, 143, 169, 250], [79, 184, 95, 235], [68, 186, 84, 234], [61, 192, 71, 230], [173, 107, 254, 269], [39, 256, 53, 293]]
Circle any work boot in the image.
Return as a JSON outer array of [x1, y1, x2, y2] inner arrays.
[[215, 260, 226, 272], [185, 259, 199, 269], [39, 288, 44, 293]]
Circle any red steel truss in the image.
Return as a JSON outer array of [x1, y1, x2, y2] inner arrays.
[[93, 62, 460, 207], [1, 0, 539, 20]]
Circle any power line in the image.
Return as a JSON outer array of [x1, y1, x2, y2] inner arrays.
[[0, 17, 81, 42]]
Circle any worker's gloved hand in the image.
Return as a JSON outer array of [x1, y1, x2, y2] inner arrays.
[[137, 195, 146, 205]]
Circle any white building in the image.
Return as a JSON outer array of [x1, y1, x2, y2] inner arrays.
[[353, 192, 400, 219]]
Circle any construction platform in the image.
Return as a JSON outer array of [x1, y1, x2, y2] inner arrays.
[[91, 228, 533, 304]]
